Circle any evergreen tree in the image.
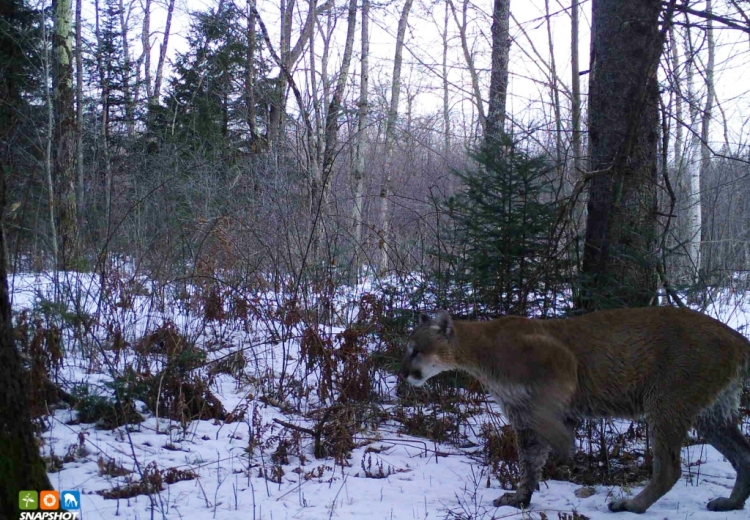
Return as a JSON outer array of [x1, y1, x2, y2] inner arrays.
[[439, 137, 562, 316], [165, 2, 269, 153]]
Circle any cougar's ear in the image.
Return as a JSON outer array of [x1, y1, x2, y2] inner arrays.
[[419, 313, 431, 326], [434, 309, 454, 337]]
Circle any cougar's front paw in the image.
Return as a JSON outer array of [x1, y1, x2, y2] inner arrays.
[[608, 499, 646, 514], [492, 492, 530, 509]]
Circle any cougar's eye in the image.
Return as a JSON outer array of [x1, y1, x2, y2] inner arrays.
[[410, 349, 419, 359]]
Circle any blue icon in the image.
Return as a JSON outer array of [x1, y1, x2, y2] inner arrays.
[[60, 490, 80, 511]]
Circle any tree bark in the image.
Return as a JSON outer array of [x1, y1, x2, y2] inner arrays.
[[486, 0, 511, 142], [352, 0, 370, 261], [75, 0, 84, 216], [378, 0, 413, 274], [545, 0, 562, 175], [448, 0, 485, 132], [442, 1, 451, 154], [580, 0, 671, 310], [0, 2, 55, 513], [54, 0, 79, 269], [571, 0, 582, 179], [320, 0, 357, 197], [246, 0, 258, 143], [698, 0, 715, 279], [150, 0, 175, 110]]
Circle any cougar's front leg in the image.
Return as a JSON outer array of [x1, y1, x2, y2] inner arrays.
[[493, 428, 550, 509]]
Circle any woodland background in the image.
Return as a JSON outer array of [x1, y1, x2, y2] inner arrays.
[[1, 0, 750, 517]]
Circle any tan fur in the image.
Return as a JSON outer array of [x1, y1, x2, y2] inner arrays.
[[401, 307, 750, 514]]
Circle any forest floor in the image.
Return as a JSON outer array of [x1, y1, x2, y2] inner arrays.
[[10, 271, 750, 520]]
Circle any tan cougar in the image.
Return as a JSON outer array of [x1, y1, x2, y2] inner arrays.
[[401, 307, 750, 513]]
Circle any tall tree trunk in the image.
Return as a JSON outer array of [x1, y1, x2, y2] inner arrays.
[[94, 0, 112, 233], [544, 0, 562, 176], [684, 18, 702, 284], [118, 0, 134, 134], [442, 0, 451, 154], [246, 0, 258, 143], [580, 0, 671, 310], [75, 0, 84, 216], [352, 0, 370, 263], [485, 0, 511, 143], [142, 0, 152, 100], [570, 0, 582, 180], [269, 0, 323, 149], [320, 0, 357, 197], [0, 2, 55, 513], [150, 0, 175, 110], [448, 0, 485, 132], [54, 0, 79, 269], [378, 0, 413, 274], [698, 0, 715, 280]]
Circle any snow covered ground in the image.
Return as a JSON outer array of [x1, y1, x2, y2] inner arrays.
[[10, 271, 750, 520]]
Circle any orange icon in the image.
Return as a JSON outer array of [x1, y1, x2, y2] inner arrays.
[[40, 491, 59, 510]]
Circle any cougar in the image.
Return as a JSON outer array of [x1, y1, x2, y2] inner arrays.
[[400, 307, 750, 514]]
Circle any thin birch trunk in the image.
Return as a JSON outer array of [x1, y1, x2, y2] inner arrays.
[[352, 0, 369, 263], [43, 11, 59, 268], [698, 0, 715, 279], [684, 20, 702, 283], [378, 0, 413, 274], [151, 0, 175, 109]]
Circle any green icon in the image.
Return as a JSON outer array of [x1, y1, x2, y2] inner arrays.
[[19, 491, 38, 510]]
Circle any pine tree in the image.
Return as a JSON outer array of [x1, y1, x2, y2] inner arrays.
[[440, 137, 561, 316]]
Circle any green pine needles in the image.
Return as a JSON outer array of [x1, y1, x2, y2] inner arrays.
[[436, 135, 564, 316]]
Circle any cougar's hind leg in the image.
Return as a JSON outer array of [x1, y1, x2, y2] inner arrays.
[[609, 416, 685, 513], [695, 393, 750, 512], [493, 427, 550, 509]]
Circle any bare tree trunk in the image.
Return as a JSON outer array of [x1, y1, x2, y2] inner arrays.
[[448, 0, 485, 131], [684, 19, 702, 284], [378, 0, 413, 274], [246, 0, 258, 143], [698, 0, 715, 279], [269, 0, 324, 149], [320, 0, 357, 195], [75, 0, 84, 216], [0, 1, 56, 505], [151, 0, 175, 109], [486, 0, 511, 142], [352, 0, 370, 262], [43, 10, 59, 267], [571, 0, 582, 179], [142, 0, 152, 100], [580, 0, 670, 310], [54, 0, 79, 269], [442, 0, 451, 154], [94, 1, 112, 232], [544, 0, 562, 175], [118, 0, 134, 134]]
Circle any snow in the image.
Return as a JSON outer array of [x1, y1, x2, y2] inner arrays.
[[10, 271, 750, 520]]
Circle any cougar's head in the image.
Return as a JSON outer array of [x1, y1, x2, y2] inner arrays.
[[401, 310, 455, 386]]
